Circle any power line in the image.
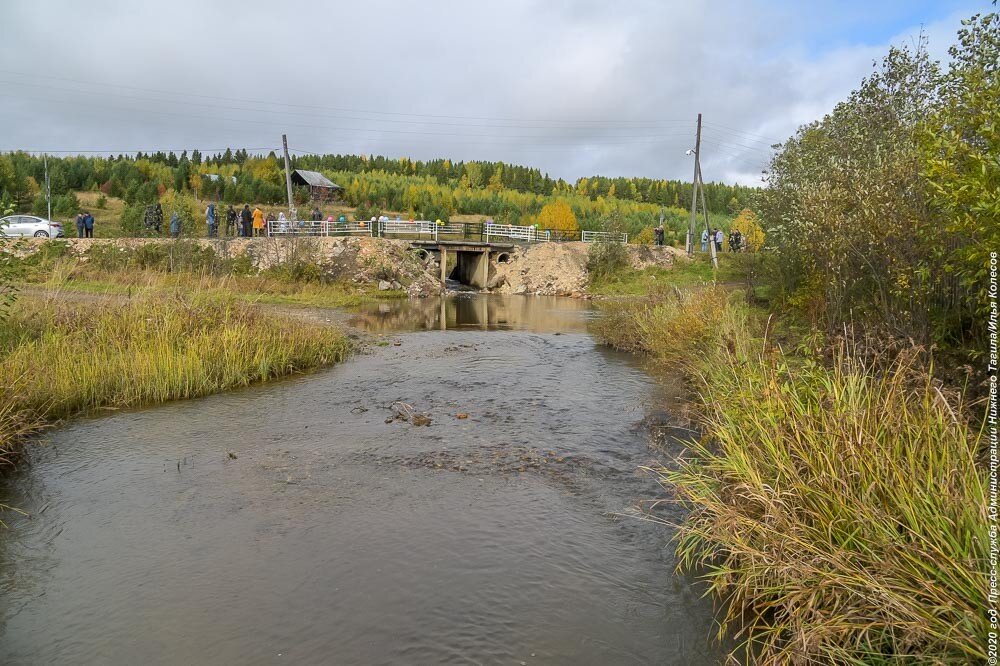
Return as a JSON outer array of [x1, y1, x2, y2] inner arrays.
[[4, 148, 280, 155], [700, 138, 774, 155], [702, 121, 783, 144], [5, 93, 702, 144], [0, 69, 698, 126], [1, 78, 701, 133]]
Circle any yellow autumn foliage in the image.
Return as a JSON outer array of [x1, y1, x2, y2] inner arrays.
[[537, 199, 578, 232]]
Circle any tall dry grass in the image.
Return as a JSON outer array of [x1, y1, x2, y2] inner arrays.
[[0, 293, 349, 463], [594, 290, 986, 663]]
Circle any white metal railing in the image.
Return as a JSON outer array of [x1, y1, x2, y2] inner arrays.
[[484, 223, 550, 243], [268, 220, 374, 237], [582, 230, 629, 244], [324, 221, 374, 236], [379, 219, 437, 238]]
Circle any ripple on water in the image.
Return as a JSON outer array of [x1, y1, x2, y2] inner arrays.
[[0, 297, 721, 665]]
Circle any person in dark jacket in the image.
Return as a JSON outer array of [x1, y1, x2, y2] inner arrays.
[[169, 211, 181, 238], [83, 211, 95, 238], [225, 205, 237, 236], [75, 211, 86, 238], [653, 225, 665, 246], [240, 204, 252, 238]]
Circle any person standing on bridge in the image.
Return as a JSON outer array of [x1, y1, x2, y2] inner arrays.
[[225, 205, 237, 236], [240, 204, 252, 237], [206, 203, 217, 238]]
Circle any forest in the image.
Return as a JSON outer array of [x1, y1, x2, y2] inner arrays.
[[0, 149, 751, 242]]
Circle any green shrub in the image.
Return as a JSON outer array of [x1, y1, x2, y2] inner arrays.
[[586, 239, 629, 284], [262, 260, 323, 284]]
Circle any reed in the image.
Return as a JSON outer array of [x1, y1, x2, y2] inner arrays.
[[0, 293, 349, 463], [594, 291, 986, 663]]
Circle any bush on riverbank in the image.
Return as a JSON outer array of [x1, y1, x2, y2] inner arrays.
[[593, 292, 986, 664], [0, 294, 349, 465]]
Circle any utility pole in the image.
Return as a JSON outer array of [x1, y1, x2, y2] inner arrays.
[[686, 113, 702, 257], [44, 154, 51, 221], [281, 134, 296, 221]]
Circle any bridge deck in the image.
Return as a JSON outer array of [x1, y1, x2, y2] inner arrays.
[[410, 240, 515, 251]]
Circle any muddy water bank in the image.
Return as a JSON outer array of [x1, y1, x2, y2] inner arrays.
[[0, 295, 721, 665]]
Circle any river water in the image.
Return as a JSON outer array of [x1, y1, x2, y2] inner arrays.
[[0, 294, 721, 665]]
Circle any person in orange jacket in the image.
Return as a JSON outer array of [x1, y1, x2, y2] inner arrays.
[[252, 206, 266, 237]]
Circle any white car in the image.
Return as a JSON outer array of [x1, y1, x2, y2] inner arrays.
[[0, 215, 65, 238]]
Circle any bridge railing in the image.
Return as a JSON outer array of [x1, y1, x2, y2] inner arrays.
[[268, 220, 373, 237], [266, 219, 628, 245], [484, 223, 550, 243], [379, 219, 438, 238], [324, 221, 374, 236], [582, 230, 628, 244]]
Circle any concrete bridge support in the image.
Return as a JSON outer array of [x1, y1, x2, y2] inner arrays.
[[412, 240, 514, 289], [454, 250, 490, 289]]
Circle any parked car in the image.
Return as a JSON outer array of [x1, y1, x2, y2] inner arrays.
[[0, 215, 64, 238]]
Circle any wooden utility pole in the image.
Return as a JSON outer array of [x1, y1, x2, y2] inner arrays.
[[686, 113, 702, 256], [281, 134, 296, 221]]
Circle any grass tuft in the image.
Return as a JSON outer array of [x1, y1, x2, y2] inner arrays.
[[594, 290, 986, 663], [0, 293, 349, 465]]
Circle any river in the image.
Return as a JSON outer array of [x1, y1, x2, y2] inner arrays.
[[0, 293, 721, 665]]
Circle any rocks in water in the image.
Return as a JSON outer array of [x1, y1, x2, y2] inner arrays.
[[378, 280, 392, 291]]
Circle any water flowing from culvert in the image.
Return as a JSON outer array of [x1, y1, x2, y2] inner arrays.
[[0, 293, 722, 665]]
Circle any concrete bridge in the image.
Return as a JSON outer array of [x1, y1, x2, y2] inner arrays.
[[410, 240, 516, 289]]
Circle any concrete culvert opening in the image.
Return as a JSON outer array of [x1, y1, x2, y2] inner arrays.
[[496, 252, 511, 264], [413, 249, 430, 261]]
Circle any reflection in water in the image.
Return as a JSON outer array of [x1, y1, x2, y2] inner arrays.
[[0, 298, 722, 665], [346, 293, 596, 333]]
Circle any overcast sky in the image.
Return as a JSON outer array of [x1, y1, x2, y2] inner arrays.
[[0, 0, 986, 185]]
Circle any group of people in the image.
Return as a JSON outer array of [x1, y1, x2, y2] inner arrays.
[[700, 228, 743, 252], [143, 204, 187, 238], [202, 204, 268, 237], [74, 211, 96, 238]]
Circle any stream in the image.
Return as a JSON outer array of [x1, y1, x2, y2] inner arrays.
[[0, 293, 721, 665]]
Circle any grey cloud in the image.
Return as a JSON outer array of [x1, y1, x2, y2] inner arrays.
[[0, 0, 977, 186]]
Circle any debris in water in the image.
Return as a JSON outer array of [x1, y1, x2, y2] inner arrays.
[[456, 413, 469, 420], [389, 401, 433, 426], [350, 406, 368, 414], [227, 451, 238, 460]]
